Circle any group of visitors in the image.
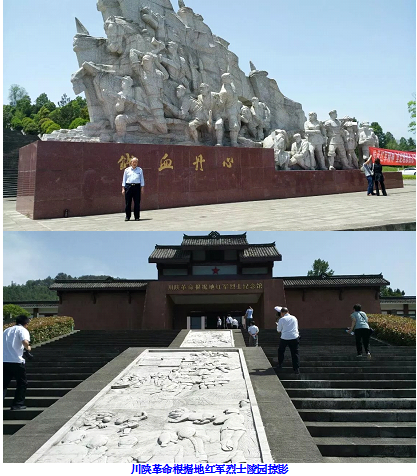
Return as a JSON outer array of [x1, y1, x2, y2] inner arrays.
[[362, 155, 387, 197], [247, 303, 372, 375], [3, 305, 372, 410], [219, 315, 240, 329]]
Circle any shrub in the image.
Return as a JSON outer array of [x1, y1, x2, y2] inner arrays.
[[45, 122, 61, 134], [368, 314, 416, 346], [69, 117, 88, 129], [3, 316, 74, 345], [24, 121, 40, 135], [3, 304, 30, 319], [10, 116, 23, 130]]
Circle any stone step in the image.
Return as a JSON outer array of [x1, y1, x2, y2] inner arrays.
[[292, 398, 416, 410], [282, 380, 417, 389], [4, 396, 59, 407], [314, 437, 416, 458], [5, 388, 71, 397], [26, 373, 94, 380], [3, 420, 29, 435], [322, 457, 416, 463], [306, 421, 416, 438], [25, 366, 104, 374], [8, 379, 83, 388], [269, 359, 415, 366], [3, 407, 45, 420], [279, 372, 416, 380], [276, 366, 416, 373], [287, 389, 416, 398], [298, 409, 416, 422]]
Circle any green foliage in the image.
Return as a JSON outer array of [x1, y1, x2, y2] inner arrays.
[[307, 259, 334, 277], [58, 93, 71, 108], [8, 84, 28, 106], [408, 99, 416, 133], [69, 117, 88, 129], [3, 273, 114, 302], [24, 121, 40, 136], [3, 105, 15, 129], [371, 122, 386, 149], [380, 286, 406, 297], [398, 137, 409, 151], [407, 137, 415, 150], [15, 95, 33, 117], [34, 93, 50, 111], [48, 108, 63, 125], [10, 116, 24, 130], [45, 122, 61, 134], [3, 316, 75, 345], [3, 304, 30, 319], [368, 314, 416, 346]]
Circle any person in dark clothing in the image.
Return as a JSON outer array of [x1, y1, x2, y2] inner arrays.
[[347, 304, 372, 358], [373, 158, 387, 196]]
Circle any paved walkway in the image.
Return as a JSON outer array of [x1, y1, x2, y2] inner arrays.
[[3, 183, 415, 231]]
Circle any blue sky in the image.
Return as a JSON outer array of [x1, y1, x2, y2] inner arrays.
[[3, 0, 416, 140], [3, 231, 416, 295]]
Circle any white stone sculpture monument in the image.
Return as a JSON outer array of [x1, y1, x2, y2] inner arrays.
[[290, 133, 314, 170], [42, 0, 305, 146], [342, 116, 360, 169]]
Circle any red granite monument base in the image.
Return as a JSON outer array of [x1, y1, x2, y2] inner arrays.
[[17, 141, 404, 220]]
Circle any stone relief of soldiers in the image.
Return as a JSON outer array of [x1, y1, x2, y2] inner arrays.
[[273, 130, 290, 171], [290, 134, 315, 170], [342, 116, 360, 168], [304, 112, 327, 170], [358, 121, 380, 163], [324, 110, 352, 170], [216, 73, 241, 147], [251, 97, 271, 141]]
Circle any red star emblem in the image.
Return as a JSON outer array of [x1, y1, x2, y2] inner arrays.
[[212, 267, 220, 275]]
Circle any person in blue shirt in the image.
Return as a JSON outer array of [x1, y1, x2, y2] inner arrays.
[[122, 157, 145, 221]]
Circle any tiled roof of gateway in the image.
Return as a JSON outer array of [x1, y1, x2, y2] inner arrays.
[[50, 279, 148, 291], [380, 296, 416, 304], [182, 231, 249, 247], [149, 246, 190, 262], [283, 274, 390, 287], [240, 244, 282, 261]]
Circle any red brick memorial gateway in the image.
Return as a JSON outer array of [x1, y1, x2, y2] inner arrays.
[[17, 141, 403, 220]]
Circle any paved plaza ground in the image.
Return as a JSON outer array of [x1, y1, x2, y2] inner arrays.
[[3, 182, 415, 232]]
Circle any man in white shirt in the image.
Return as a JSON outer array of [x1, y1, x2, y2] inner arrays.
[[248, 321, 259, 347], [275, 306, 300, 374], [232, 318, 239, 329], [3, 315, 31, 410], [121, 156, 145, 221], [244, 306, 253, 328], [226, 315, 233, 329]]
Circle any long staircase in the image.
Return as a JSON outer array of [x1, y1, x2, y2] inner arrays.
[[244, 328, 416, 462], [3, 330, 180, 435]]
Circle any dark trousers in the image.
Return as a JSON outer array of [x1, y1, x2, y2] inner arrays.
[[374, 179, 387, 196], [366, 175, 374, 195], [125, 184, 141, 219], [278, 338, 300, 370], [354, 328, 371, 355], [3, 362, 27, 407]]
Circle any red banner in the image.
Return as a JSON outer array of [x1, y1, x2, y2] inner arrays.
[[370, 147, 416, 166]]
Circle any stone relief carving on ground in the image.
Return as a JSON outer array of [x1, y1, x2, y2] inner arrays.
[[28, 349, 270, 464], [180, 330, 234, 348]]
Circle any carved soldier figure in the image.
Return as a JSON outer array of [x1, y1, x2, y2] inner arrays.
[[324, 110, 352, 170], [273, 130, 290, 171], [159, 42, 191, 89], [188, 83, 220, 144], [290, 134, 314, 170], [304, 112, 327, 170], [239, 101, 257, 139], [217, 73, 241, 147], [342, 117, 359, 168], [114, 76, 151, 142], [130, 53, 169, 134], [250, 97, 271, 140], [358, 121, 380, 163]]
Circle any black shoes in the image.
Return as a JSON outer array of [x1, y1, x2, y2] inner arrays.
[[10, 405, 27, 410], [125, 217, 130, 221]]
